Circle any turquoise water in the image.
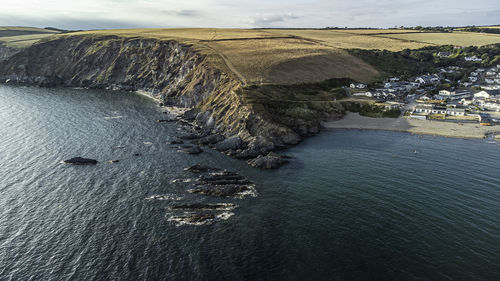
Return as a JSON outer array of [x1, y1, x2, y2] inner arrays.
[[1, 85, 499, 280]]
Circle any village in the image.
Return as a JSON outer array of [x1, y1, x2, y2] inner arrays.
[[348, 55, 500, 126]]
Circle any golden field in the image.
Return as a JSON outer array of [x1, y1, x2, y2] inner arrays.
[[4, 27, 500, 85]]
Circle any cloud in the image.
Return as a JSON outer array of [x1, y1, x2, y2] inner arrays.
[[250, 13, 301, 27], [160, 9, 199, 17]]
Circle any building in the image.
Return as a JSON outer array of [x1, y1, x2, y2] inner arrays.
[[431, 106, 447, 114], [469, 76, 478, 82], [465, 56, 482, 62], [474, 91, 491, 99], [446, 108, 466, 116], [414, 104, 433, 113], [437, 51, 451, 57], [350, 83, 367, 89], [384, 101, 403, 110], [352, 91, 373, 97]]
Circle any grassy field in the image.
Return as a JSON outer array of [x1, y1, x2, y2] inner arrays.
[[376, 31, 500, 46], [0, 27, 60, 48], [4, 27, 500, 85]]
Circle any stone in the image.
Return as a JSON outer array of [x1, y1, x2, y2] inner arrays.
[[62, 157, 97, 165]]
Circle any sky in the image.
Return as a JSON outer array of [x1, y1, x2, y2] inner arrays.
[[0, 0, 498, 30]]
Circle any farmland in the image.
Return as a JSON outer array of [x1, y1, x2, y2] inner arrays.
[[3, 27, 500, 85], [0, 27, 59, 48]]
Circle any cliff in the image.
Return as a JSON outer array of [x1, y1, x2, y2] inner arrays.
[[0, 35, 303, 163]]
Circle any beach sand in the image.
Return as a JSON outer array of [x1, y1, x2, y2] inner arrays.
[[322, 112, 499, 139]]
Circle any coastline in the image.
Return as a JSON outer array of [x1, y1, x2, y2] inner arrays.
[[322, 112, 500, 139]]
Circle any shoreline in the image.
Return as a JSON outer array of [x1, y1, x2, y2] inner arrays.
[[322, 112, 500, 140]]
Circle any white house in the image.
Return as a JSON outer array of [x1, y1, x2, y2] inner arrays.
[[469, 76, 478, 82], [446, 108, 465, 116], [414, 104, 433, 113], [486, 78, 495, 84], [431, 107, 447, 114], [353, 91, 373, 97], [389, 77, 400, 82], [350, 83, 367, 89], [465, 56, 482, 62], [470, 72, 478, 76], [474, 91, 491, 99], [495, 79, 500, 84], [486, 71, 497, 76]]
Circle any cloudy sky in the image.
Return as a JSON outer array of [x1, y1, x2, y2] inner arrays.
[[0, 0, 498, 30]]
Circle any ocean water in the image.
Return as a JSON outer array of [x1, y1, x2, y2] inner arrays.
[[0, 85, 499, 281]]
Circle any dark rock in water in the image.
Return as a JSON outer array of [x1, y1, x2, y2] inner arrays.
[[62, 157, 98, 165], [158, 102, 164, 107], [184, 164, 221, 173], [167, 138, 184, 145], [197, 171, 251, 185], [188, 184, 256, 198], [247, 152, 288, 169], [178, 145, 203, 155], [180, 133, 202, 140], [157, 119, 177, 123], [215, 137, 245, 152], [181, 108, 200, 121], [168, 212, 234, 226], [196, 134, 225, 145], [168, 203, 237, 211], [134, 153, 142, 157], [109, 160, 120, 163]]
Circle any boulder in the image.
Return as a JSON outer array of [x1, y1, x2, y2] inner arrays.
[[62, 157, 98, 165], [178, 145, 203, 155], [247, 152, 288, 169], [184, 164, 221, 173], [196, 134, 224, 145], [215, 136, 244, 151]]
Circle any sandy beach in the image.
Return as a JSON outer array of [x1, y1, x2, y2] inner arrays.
[[323, 112, 500, 139]]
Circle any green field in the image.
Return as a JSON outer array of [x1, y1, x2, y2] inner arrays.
[[0, 27, 59, 48]]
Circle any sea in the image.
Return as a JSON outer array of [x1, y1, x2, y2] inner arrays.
[[1, 85, 499, 281]]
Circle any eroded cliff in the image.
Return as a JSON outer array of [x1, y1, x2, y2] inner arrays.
[[0, 35, 302, 163]]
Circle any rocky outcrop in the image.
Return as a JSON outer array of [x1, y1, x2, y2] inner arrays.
[[61, 157, 98, 165], [247, 152, 288, 169], [0, 43, 21, 61], [0, 35, 302, 165]]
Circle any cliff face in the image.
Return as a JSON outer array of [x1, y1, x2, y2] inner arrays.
[[0, 43, 21, 61], [0, 35, 301, 158]]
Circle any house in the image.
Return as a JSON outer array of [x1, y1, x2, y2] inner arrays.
[[389, 77, 400, 82], [437, 51, 451, 57], [474, 91, 491, 99], [410, 82, 421, 87], [486, 78, 495, 84], [446, 108, 465, 116], [350, 83, 367, 89], [464, 56, 482, 62], [353, 91, 373, 97], [384, 82, 400, 89], [495, 79, 500, 84], [415, 75, 438, 85], [469, 76, 478, 82], [470, 72, 478, 76], [431, 106, 447, 114], [476, 68, 486, 72], [384, 101, 402, 110], [462, 82, 473, 87], [483, 101, 500, 111], [486, 71, 497, 76], [414, 104, 433, 113]]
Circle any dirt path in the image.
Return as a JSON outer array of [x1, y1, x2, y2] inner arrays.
[[201, 43, 247, 86]]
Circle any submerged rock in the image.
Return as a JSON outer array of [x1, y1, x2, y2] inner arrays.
[[168, 203, 237, 211], [178, 145, 203, 155], [196, 134, 225, 145], [62, 157, 98, 165], [167, 137, 184, 145], [157, 119, 177, 123], [188, 184, 256, 198], [247, 152, 288, 169], [215, 137, 245, 152], [184, 164, 222, 173], [145, 194, 183, 201], [167, 211, 234, 226]]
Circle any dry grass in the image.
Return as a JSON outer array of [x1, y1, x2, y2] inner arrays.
[[0, 33, 56, 48], [264, 29, 431, 51], [377, 32, 500, 46], [330, 29, 423, 34], [206, 37, 378, 84]]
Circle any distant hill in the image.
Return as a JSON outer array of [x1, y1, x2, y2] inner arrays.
[[0, 26, 60, 49]]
